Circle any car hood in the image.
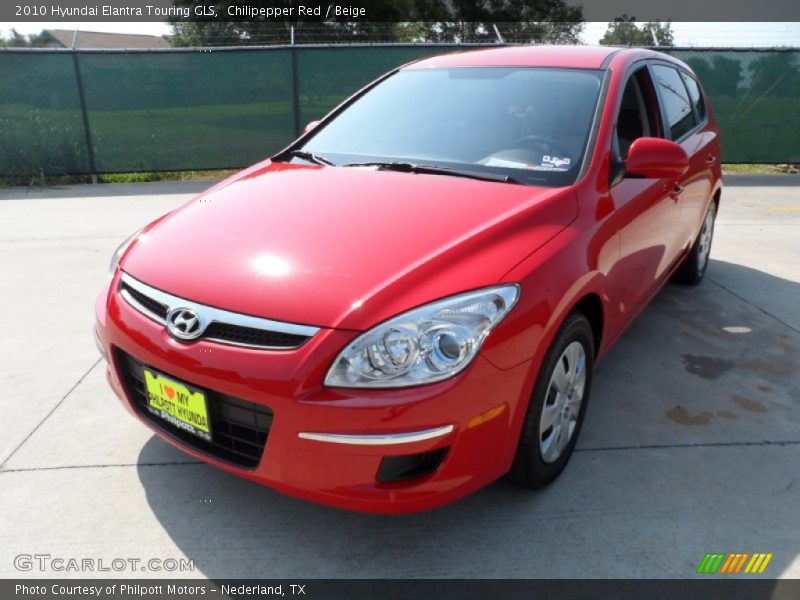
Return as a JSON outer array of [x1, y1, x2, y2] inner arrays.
[[121, 162, 576, 330]]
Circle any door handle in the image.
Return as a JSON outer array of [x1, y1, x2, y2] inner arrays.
[[705, 154, 716, 165], [670, 184, 685, 200]]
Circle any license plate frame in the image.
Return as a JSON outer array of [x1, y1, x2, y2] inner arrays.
[[143, 368, 212, 442]]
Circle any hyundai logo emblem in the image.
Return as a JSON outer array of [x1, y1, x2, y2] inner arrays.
[[166, 307, 204, 341]]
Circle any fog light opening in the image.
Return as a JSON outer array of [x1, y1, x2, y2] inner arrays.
[[376, 447, 449, 483]]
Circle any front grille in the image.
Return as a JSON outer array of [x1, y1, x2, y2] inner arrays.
[[204, 322, 308, 348], [115, 348, 272, 469], [120, 281, 168, 320], [118, 273, 315, 350]]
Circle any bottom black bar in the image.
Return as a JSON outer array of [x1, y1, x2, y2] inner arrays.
[[4, 579, 800, 600]]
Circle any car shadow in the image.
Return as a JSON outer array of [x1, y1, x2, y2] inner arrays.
[[135, 258, 800, 580]]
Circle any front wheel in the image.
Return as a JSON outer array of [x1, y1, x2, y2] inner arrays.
[[674, 201, 717, 285], [509, 313, 595, 489]]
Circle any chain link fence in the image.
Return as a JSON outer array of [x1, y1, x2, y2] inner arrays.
[[1, 45, 798, 178]]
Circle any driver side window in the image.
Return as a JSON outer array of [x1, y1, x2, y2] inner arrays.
[[615, 68, 662, 160]]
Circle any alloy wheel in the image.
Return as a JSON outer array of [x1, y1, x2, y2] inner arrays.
[[697, 204, 716, 272], [539, 341, 587, 464]]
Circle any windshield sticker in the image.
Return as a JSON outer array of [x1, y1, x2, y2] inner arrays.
[[483, 155, 573, 172], [541, 155, 571, 170], [483, 157, 537, 169]]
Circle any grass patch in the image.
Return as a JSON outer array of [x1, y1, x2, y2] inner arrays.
[[0, 169, 237, 188], [722, 163, 799, 175], [98, 169, 237, 183]]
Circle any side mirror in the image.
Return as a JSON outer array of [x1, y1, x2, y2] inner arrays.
[[304, 120, 321, 134], [625, 137, 689, 179]]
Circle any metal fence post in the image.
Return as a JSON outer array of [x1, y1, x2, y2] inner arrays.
[[71, 50, 98, 183], [290, 46, 302, 138]]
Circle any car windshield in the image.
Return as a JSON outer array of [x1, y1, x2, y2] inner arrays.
[[298, 67, 604, 187]]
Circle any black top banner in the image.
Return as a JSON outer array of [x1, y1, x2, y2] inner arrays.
[[2, 0, 800, 22]]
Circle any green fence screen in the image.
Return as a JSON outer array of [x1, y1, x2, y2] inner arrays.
[[1, 46, 798, 177], [0, 51, 92, 175], [670, 49, 800, 165]]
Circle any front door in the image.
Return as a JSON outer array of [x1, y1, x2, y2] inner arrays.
[[608, 66, 684, 324]]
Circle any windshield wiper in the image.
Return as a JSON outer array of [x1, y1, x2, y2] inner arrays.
[[344, 161, 520, 184], [278, 149, 335, 166]]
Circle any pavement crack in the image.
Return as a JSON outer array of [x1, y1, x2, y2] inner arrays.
[[0, 461, 203, 474], [0, 358, 102, 470], [576, 439, 800, 453], [708, 276, 800, 334]]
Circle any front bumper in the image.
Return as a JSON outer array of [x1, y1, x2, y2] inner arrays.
[[95, 274, 534, 514]]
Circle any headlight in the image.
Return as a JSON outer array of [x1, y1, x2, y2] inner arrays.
[[325, 285, 519, 388], [109, 230, 141, 275]]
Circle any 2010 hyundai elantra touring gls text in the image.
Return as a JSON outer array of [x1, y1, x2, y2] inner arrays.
[[95, 46, 722, 513]]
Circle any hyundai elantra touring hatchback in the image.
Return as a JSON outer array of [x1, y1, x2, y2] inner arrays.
[[95, 46, 722, 513]]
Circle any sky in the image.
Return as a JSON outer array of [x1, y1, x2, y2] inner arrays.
[[1, 21, 799, 47]]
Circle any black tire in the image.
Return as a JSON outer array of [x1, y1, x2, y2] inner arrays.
[[674, 201, 717, 286], [509, 312, 595, 489]]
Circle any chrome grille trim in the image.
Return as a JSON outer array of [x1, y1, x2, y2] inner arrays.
[[118, 272, 320, 349]]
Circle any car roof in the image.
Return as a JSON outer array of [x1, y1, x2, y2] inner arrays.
[[405, 45, 643, 70]]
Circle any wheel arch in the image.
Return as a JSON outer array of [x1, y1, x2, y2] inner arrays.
[[570, 292, 604, 355]]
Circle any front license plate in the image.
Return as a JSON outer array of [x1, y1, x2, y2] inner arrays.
[[143, 369, 212, 442]]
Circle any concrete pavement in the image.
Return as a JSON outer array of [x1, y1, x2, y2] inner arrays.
[[1, 175, 798, 579]]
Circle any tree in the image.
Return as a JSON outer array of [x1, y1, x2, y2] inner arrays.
[[600, 15, 673, 47], [641, 21, 674, 46], [1, 28, 32, 47], [1, 29, 57, 47], [169, 0, 584, 45]]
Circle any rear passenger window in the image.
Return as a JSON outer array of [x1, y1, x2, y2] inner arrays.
[[652, 65, 696, 140], [680, 73, 707, 122]]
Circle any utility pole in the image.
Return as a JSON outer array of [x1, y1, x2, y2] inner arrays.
[[493, 24, 505, 44]]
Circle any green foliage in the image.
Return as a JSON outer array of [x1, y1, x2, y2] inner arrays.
[[169, 0, 583, 45], [98, 169, 237, 182], [2, 29, 30, 47], [600, 15, 673, 47], [0, 28, 59, 47]]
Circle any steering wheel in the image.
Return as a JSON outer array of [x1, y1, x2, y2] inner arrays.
[[512, 135, 571, 159]]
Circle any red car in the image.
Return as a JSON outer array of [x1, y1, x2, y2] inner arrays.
[[95, 46, 721, 513]]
